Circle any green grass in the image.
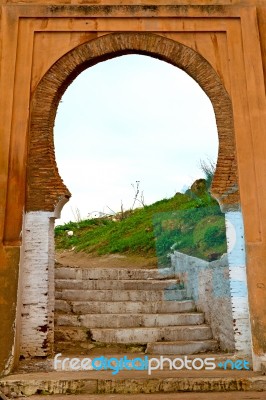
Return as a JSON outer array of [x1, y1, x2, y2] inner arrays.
[[55, 180, 227, 263]]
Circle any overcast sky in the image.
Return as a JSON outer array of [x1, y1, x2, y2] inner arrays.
[[54, 54, 218, 224]]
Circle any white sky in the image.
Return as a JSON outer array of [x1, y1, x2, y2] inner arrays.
[[54, 54, 218, 224]]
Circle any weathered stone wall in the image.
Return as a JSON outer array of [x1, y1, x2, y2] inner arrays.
[[171, 252, 235, 352], [0, 246, 20, 375]]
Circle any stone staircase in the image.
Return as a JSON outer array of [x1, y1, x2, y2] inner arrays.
[[54, 265, 218, 355]]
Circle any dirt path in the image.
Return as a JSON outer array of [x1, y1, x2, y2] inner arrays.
[[55, 250, 158, 269]]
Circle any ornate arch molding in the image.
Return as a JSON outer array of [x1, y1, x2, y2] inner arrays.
[[27, 32, 238, 212]]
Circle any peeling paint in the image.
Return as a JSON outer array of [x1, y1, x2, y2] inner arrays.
[[225, 211, 252, 357], [19, 212, 55, 358]]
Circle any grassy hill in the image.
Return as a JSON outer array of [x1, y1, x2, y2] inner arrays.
[[55, 179, 227, 265]]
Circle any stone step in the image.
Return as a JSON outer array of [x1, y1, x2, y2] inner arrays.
[[54, 325, 212, 344], [55, 289, 188, 302], [55, 313, 205, 328], [1, 370, 264, 397], [55, 279, 181, 291], [55, 267, 174, 281], [55, 300, 196, 314], [11, 394, 266, 400], [54, 341, 146, 354], [147, 340, 219, 355], [90, 325, 213, 343]]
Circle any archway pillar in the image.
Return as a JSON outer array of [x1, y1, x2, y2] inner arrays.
[[18, 211, 56, 358], [224, 211, 252, 358]]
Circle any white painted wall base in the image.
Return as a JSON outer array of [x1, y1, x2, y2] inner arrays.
[[225, 211, 252, 358], [170, 251, 235, 351], [19, 211, 55, 357]]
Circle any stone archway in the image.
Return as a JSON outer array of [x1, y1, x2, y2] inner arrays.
[[21, 32, 250, 361], [27, 32, 238, 212]]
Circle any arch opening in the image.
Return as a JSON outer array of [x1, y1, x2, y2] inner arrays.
[[54, 53, 219, 225]]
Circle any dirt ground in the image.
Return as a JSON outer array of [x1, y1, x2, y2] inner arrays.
[[55, 250, 158, 269]]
